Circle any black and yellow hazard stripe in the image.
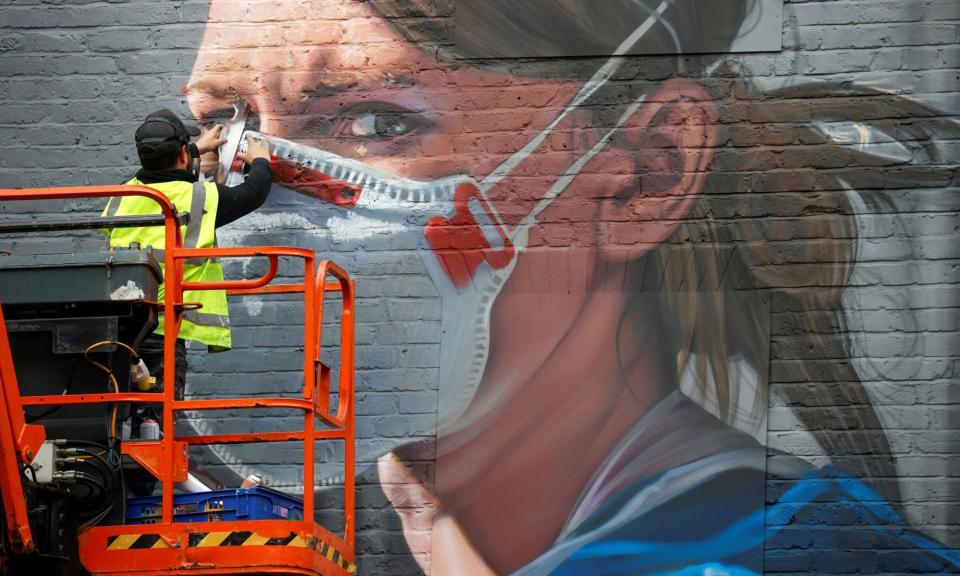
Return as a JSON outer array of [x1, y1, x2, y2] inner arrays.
[[187, 530, 300, 548], [106, 534, 170, 550], [187, 530, 356, 573], [106, 529, 354, 573], [318, 540, 353, 574]]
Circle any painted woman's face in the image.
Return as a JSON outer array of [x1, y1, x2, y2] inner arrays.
[[187, 0, 714, 434]]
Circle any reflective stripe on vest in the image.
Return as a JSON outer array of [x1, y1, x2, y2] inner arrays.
[[103, 178, 231, 350]]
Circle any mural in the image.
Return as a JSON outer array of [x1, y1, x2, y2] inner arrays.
[[180, 0, 959, 574]]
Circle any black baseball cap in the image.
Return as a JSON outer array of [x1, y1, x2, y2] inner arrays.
[[135, 109, 201, 160]]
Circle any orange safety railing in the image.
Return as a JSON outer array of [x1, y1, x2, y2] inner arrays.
[[0, 186, 356, 575], [0, 304, 46, 555]]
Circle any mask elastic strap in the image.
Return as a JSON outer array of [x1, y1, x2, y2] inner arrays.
[[478, 0, 674, 235]]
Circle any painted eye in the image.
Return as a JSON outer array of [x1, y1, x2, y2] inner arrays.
[[325, 102, 434, 155], [349, 111, 414, 138]]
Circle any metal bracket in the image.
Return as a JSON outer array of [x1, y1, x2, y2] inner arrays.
[[121, 440, 188, 483]]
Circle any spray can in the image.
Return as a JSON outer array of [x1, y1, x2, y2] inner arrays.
[[140, 419, 160, 441]]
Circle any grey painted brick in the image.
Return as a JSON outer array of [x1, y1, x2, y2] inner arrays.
[[87, 28, 154, 52], [0, 54, 118, 75], [787, 1, 926, 26], [2, 31, 85, 52], [1, 4, 181, 29], [115, 51, 197, 74], [398, 391, 437, 415], [816, 23, 960, 50], [357, 368, 438, 393], [375, 321, 440, 345], [355, 392, 400, 417]]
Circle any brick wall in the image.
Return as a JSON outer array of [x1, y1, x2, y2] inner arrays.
[[0, 1, 957, 574]]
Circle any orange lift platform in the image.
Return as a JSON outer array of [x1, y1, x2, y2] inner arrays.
[[0, 185, 356, 575]]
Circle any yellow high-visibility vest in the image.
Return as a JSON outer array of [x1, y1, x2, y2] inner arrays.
[[103, 178, 230, 350]]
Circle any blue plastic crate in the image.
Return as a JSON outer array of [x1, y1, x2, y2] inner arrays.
[[126, 487, 305, 525]]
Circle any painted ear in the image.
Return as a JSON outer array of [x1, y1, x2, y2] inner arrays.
[[599, 79, 719, 252]]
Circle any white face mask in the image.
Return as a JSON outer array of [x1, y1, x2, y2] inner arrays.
[[214, 3, 669, 434], [219, 96, 646, 437], [224, 128, 521, 432]]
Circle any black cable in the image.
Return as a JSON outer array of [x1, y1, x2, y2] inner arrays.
[[60, 439, 109, 450], [25, 356, 78, 423], [66, 443, 123, 529], [74, 452, 117, 495], [78, 470, 116, 530], [72, 470, 107, 492], [71, 480, 99, 502], [81, 502, 115, 532], [72, 473, 108, 507], [73, 478, 111, 522], [57, 449, 116, 525], [77, 448, 117, 472]]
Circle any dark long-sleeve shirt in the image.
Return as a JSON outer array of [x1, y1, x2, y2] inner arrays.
[[132, 158, 272, 228]]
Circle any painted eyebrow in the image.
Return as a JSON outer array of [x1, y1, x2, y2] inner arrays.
[[182, 79, 231, 99], [299, 74, 418, 98]]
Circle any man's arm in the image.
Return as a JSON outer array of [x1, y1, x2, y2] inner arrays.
[[214, 134, 273, 228], [215, 158, 273, 227]]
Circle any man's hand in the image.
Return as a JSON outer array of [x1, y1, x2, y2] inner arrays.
[[196, 124, 227, 175], [195, 124, 227, 154], [237, 133, 271, 164]]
